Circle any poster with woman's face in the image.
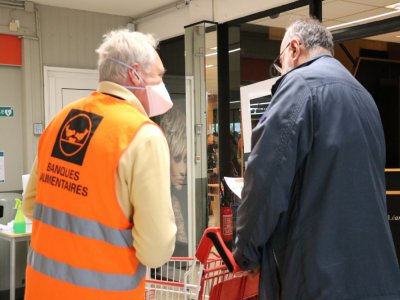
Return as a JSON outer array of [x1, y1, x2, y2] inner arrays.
[[159, 101, 188, 256]]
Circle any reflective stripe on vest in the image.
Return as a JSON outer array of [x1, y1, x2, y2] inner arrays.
[[28, 248, 146, 291], [33, 203, 132, 247]]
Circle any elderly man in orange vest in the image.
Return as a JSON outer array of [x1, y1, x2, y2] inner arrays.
[[23, 29, 177, 300]]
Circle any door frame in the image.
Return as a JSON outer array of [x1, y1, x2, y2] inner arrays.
[[43, 66, 98, 126]]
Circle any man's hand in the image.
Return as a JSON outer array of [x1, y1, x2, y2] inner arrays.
[[247, 265, 260, 278]]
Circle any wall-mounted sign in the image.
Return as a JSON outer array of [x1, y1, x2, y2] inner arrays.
[[0, 34, 22, 66], [0, 106, 14, 117]]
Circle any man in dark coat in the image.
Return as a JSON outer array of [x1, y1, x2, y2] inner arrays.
[[234, 18, 400, 300]]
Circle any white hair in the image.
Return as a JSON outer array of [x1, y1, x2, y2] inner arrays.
[[96, 29, 159, 82], [286, 18, 334, 54]]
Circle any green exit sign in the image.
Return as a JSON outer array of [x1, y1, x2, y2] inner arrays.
[[0, 106, 14, 117]]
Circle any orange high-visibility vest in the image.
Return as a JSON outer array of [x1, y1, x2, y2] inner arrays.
[[25, 92, 152, 300]]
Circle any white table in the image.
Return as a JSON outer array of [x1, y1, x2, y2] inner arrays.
[[0, 231, 31, 300]]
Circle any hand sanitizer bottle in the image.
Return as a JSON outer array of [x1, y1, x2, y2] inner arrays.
[[13, 198, 26, 234]]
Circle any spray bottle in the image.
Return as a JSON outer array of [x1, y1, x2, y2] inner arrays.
[[13, 198, 26, 234]]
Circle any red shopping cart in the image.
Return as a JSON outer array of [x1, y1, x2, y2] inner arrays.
[[145, 227, 259, 299]]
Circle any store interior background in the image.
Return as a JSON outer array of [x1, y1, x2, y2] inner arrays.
[[1, 0, 400, 298]]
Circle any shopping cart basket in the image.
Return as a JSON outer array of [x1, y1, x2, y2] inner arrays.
[[145, 227, 259, 300]]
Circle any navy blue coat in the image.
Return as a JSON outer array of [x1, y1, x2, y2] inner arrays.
[[234, 54, 400, 300]]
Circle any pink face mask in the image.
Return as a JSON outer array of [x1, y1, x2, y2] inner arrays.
[[142, 81, 173, 117], [109, 58, 173, 117]]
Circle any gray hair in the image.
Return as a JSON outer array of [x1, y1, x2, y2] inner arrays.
[[96, 29, 159, 82], [286, 18, 334, 53]]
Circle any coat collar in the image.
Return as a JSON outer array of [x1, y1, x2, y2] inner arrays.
[[271, 53, 332, 96]]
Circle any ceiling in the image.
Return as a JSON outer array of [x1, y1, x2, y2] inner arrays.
[[22, 0, 179, 18], [15, 0, 400, 42], [250, 0, 400, 43]]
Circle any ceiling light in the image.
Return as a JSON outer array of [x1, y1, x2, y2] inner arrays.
[[386, 3, 400, 10], [229, 48, 241, 54], [205, 64, 214, 68], [205, 48, 241, 57], [327, 10, 400, 30]]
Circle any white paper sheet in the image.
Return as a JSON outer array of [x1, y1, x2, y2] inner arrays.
[[224, 177, 244, 199], [22, 174, 30, 192]]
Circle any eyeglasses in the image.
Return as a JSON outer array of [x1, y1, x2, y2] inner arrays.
[[270, 42, 290, 77]]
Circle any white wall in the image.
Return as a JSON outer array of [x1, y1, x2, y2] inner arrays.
[[38, 5, 132, 69], [137, 0, 293, 40]]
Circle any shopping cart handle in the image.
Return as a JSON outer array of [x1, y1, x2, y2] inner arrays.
[[196, 227, 240, 273]]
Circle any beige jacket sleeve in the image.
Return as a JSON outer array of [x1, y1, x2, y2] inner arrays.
[[117, 123, 177, 268], [22, 157, 38, 219]]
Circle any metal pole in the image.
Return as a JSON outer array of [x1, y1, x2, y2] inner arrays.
[[309, 0, 322, 21], [217, 24, 231, 181], [10, 238, 15, 300]]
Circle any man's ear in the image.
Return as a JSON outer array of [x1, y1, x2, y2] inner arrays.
[[290, 39, 302, 61], [127, 63, 142, 86]]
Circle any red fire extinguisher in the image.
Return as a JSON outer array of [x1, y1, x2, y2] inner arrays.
[[219, 180, 233, 244], [220, 205, 233, 242]]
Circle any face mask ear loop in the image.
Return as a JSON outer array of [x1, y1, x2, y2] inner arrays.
[[108, 57, 145, 85], [130, 67, 145, 85]]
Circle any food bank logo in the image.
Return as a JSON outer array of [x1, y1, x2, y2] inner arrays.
[[51, 109, 103, 166]]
